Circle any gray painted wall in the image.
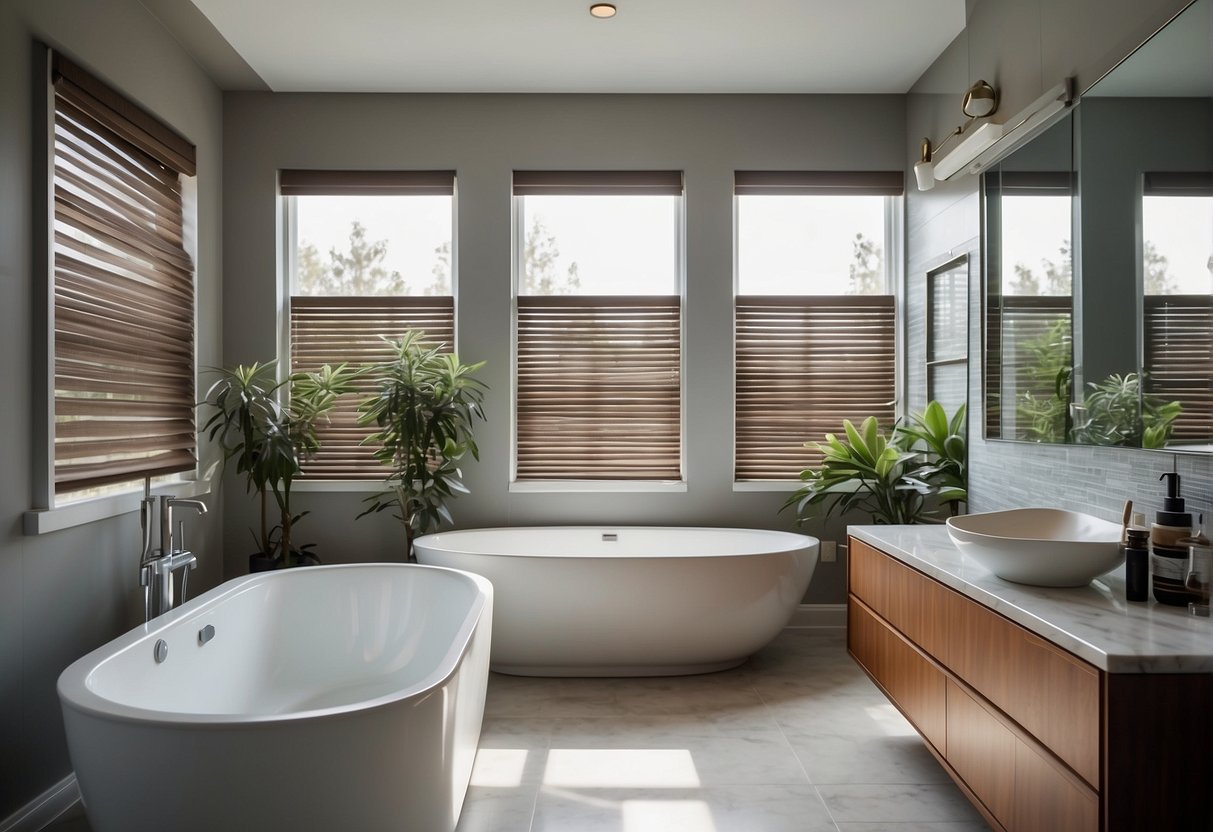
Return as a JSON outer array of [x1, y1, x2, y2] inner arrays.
[[221, 93, 906, 601], [906, 0, 1209, 530], [0, 0, 224, 819]]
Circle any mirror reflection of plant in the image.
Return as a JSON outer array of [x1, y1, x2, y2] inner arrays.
[[1069, 372, 1181, 449], [1014, 317, 1071, 442], [357, 331, 487, 558], [784, 401, 967, 526], [202, 361, 362, 567]]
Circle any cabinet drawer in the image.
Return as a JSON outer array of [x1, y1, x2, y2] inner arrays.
[[947, 590, 1101, 787], [848, 597, 947, 752], [849, 538, 950, 658], [946, 679, 1016, 826], [1013, 737, 1099, 832]]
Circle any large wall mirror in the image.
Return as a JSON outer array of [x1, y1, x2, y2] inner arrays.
[[984, 0, 1212, 453]]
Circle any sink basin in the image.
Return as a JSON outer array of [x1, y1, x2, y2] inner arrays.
[[946, 508, 1124, 587]]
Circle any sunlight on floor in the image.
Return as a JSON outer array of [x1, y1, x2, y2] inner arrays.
[[470, 748, 530, 787], [864, 702, 919, 736], [622, 799, 717, 831], [543, 749, 702, 788]]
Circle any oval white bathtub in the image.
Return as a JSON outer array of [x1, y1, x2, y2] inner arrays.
[[58, 563, 493, 832], [413, 526, 817, 676]]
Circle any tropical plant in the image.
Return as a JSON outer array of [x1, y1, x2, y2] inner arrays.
[[202, 360, 362, 567], [1069, 372, 1181, 449], [783, 402, 967, 525], [1014, 317, 1072, 442], [357, 331, 487, 557]]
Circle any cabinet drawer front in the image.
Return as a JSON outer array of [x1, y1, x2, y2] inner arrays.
[[1013, 739, 1099, 832], [947, 591, 1101, 787], [946, 679, 1016, 827], [849, 598, 947, 752], [850, 538, 950, 658]]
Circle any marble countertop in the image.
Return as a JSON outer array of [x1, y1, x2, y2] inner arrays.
[[848, 524, 1213, 674]]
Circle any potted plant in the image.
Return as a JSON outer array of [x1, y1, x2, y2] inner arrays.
[[202, 360, 361, 569], [357, 331, 487, 558], [784, 401, 967, 525]]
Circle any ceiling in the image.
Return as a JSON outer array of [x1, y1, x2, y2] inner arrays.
[[183, 0, 966, 94]]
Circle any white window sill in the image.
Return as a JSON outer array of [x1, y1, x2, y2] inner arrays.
[[24, 478, 213, 536], [733, 480, 803, 492], [509, 480, 688, 494]]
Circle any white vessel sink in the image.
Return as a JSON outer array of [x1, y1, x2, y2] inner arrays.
[[946, 508, 1124, 587]]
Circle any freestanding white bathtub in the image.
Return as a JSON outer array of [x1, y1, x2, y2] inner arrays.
[[57, 564, 492, 832], [413, 526, 817, 676]]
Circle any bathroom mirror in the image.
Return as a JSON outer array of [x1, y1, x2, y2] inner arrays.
[[984, 0, 1213, 452]]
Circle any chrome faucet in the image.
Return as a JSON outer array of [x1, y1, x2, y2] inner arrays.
[[138, 483, 207, 622]]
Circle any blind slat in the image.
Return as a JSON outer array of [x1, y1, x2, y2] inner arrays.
[[280, 170, 455, 196], [734, 171, 903, 196], [513, 170, 683, 196]]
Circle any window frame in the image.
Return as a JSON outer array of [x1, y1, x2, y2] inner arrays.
[[925, 255, 971, 411], [27, 47, 203, 531], [509, 173, 687, 489], [279, 171, 458, 486], [731, 173, 904, 486]]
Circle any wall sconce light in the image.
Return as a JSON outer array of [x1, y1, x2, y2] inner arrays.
[[915, 79, 1073, 191], [914, 80, 999, 191]]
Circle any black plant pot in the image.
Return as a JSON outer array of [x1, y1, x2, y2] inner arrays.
[[248, 553, 277, 573]]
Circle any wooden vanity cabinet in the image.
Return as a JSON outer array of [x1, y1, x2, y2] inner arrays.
[[847, 537, 1212, 832]]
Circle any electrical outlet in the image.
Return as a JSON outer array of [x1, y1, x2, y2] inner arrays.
[[820, 540, 837, 563]]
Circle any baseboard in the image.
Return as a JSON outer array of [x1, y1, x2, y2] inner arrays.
[[0, 775, 78, 832], [785, 603, 846, 629]]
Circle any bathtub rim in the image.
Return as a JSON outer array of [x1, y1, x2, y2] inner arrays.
[[414, 525, 819, 558], [57, 563, 492, 728]]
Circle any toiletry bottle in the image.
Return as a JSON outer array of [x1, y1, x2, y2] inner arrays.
[[1152, 473, 1195, 606], [1184, 512, 1211, 617], [1124, 513, 1150, 603]]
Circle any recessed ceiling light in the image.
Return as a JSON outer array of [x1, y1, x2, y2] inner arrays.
[[590, 3, 617, 19]]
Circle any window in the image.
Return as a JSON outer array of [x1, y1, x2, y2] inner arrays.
[[733, 172, 901, 481], [927, 258, 969, 415], [1141, 172, 1213, 444], [513, 171, 683, 481], [48, 53, 198, 500], [986, 172, 1073, 442], [282, 170, 455, 480]]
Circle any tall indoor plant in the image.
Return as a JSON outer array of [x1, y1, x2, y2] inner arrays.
[[784, 401, 967, 525], [202, 360, 361, 568], [357, 331, 487, 558]]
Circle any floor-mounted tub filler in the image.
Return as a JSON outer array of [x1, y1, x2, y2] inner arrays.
[[57, 564, 493, 832], [414, 526, 818, 676]]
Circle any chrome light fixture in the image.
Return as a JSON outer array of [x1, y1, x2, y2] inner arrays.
[[915, 80, 999, 192]]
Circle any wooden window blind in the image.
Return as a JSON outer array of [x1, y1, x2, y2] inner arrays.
[[516, 296, 681, 480], [50, 53, 198, 494], [734, 170, 904, 196], [985, 296, 1072, 440], [286, 170, 456, 479], [1144, 294, 1213, 443], [734, 296, 896, 481], [290, 296, 455, 479]]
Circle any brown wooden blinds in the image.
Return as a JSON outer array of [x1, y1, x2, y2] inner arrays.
[[280, 170, 455, 196], [734, 296, 896, 481], [516, 296, 681, 480], [51, 54, 198, 494], [1144, 294, 1213, 443], [734, 171, 904, 196], [985, 296, 1072, 441], [291, 296, 455, 479]]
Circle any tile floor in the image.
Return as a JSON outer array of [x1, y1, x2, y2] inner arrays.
[[47, 629, 988, 831]]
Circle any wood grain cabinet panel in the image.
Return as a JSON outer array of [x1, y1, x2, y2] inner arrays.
[[1012, 738, 1099, 832], [849, 538, 950, 659], [946, 679, 1016, 827], [848, 598, 947, 752], [946, 590, 1101, 787]]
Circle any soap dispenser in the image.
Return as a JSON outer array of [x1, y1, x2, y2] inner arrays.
[[1152, 473, 1195, 606]]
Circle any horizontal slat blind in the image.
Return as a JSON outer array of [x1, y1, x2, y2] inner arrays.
[[1143, 172, 1213, 197], [290, 296, 455, 479], [516, 296, 681, 480], [734, 295, 896, 480], [988, 296, 1072, 439], [280, 169, 455, 196], [1144, 294, 1212, 442], [52, 55, 197, 493], [734, 171, 903, 196]]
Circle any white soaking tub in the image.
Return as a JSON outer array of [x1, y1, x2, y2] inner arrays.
[[57, 563, 492, 832], [413, 526, 817, 677]]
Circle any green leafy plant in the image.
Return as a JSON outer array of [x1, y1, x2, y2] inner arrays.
[[357, 331, 487, 557], [1014, 317, 1072, 442], [1069, 372, 1181, 449], [783, 402, 968, 526], [202, 360, 361, 568]]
